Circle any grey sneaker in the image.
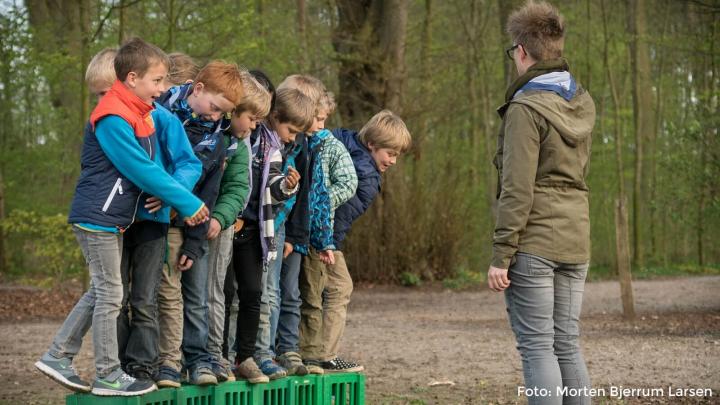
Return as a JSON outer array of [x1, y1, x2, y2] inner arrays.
[[91, 368, 157, 396], [234, 357, 269, 384], [303, 359, 325, 375], [276, 352, 308, 376], [35, 353, 91, 393], [189, 366, 218, 386]]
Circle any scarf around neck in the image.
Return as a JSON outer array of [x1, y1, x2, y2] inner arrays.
[[90, 80, 155, 136], [306, 129, 335, 252], [256, 123, 283, 264]]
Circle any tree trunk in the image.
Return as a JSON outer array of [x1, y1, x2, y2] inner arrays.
[[628, 0, 654, 269], [332, 0, 409, 127], [118, 0, 126, 45], [602, 0, 635, 319]]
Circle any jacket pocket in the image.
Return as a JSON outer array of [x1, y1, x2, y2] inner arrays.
[[102, 177, 124, 212]]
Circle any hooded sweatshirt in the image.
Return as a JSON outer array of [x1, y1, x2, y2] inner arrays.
[[492, 59, 596, 269]]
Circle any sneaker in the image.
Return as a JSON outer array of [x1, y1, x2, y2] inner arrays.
[[34, 353, 91, 393], [258, 359, 287, 380], [154, 366, 181, 388], [321, 357, 364, 373], [276, 352, 308, 376], [130, 369, 153, 383], [91, 368, 157, 396], [189, 366, 218, 386], [211, 360, 234, 383], [234, 357, 269, 384], [303, 359, 325, 375]]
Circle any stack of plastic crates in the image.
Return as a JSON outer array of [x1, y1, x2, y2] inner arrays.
[[66, 373, 365, 405]]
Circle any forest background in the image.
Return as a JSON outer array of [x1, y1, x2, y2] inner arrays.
[[0, 0, 718, 289]]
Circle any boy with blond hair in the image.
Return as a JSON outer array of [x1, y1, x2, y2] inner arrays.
[[165, 52, 200, 87], [320, 110, 411, 373], [35, 38, 208, 397], [85, 48, 117, 97], [231, 87, 312, 383], [272, 75, 358, 376], [155, 60, 244, 387], [205, 70, 272, 382]]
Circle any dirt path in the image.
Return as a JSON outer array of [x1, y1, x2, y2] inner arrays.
[[1, 276, 718, 404]]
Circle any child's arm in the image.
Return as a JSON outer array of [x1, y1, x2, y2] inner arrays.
[[180, 154, 225, 263], [267, 149, 300, 203], [211, 140, 251, 231], [95, 116, 206, 221], [326, 140, 358, 210], [156, 105, 203, 192]]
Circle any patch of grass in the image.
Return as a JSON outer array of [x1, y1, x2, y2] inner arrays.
[[443, 268, 486, 290], [399, 271, 422, 287], [587, 263, 720, 282]]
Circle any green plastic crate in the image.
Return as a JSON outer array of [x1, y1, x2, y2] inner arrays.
[[66, 374, 362, 405], [322, 374, 365, 405], [66, 387, 178, 405]]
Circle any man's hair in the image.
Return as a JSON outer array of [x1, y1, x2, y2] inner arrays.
[[234, 70, 272, 119], [277, 74, 326, 115], [193, 60, 244, 106], [114, 37, 170, 81], [273, 88, 315, 132], [166, 52, 199, 85], [506, 1, 565, 61], [358, 110, 412, 153], [320, 91, 336, 116], [86, 48, 117, 92]]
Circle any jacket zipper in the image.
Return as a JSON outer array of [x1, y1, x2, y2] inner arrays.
[[102, 178, 123, 212]]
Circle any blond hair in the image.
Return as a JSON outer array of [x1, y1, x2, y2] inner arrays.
[[194, 60, 244, 106], [320, 91, 336, 116], [86, 48, 117, 93], [273, 88, 315, 132], [277, 74, 326, 115], [166, 52, 199, 85], [506, 1, 565, 61], [358, 110, 412, 153], [234, 70, 272, 119]]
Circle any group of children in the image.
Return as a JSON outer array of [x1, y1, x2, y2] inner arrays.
[[34, 37, 411, 397]]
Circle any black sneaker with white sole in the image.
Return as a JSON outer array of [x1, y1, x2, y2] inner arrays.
[[35, 353, 91, 393], [320, 357, 364, 373]]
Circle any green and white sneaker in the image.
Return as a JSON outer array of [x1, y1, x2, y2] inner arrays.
[[91, 368, 157, 396], [35, 353, 91, 393]]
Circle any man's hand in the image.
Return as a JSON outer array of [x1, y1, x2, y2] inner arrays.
[[144, 196, 163, 213], [284, 167, 301, 189], [207, 218, 221, 240], [185, 204, 210, 226], [488, 266, 510, 292], [319, 250, 335, 265], [283, 242, 294, 259], [177, 254, 194, 271]]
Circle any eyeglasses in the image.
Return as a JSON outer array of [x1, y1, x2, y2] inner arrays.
[[505, 44, 520, 60]]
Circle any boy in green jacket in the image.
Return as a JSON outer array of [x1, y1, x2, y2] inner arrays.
[[205, 70, 273, 381]]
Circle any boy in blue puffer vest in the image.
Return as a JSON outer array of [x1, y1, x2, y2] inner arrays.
[[35, 38, 209, 397], [316, 110, 411, 373]]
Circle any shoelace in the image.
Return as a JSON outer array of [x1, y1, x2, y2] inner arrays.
[[119, 374, 136, 384]]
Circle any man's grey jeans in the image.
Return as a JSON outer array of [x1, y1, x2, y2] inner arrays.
[[505, 252, 591, 405]]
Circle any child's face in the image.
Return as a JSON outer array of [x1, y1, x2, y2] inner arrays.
[[275, 122, 303, 144], [90, 83, 112, 100], [368, 144, 399, 173], [231, 111, 261, 139], [188, 83, 235, 122], [127, 62, 168, 105], [308, 110, 328, 133]]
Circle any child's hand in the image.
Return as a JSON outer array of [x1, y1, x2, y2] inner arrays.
[[284, 167, 301, 189], [233, 218, 245, 233], [319, 249, 335, 265], [145, 196, 163, 213], [177, 254, 194, 271], [185, 204, 210, 226], [283, 242, 294, 258], [207, 218, 221, 240]]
